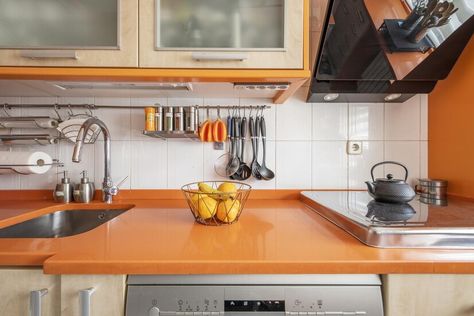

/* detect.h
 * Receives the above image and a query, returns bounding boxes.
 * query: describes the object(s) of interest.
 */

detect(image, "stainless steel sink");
[0,208,130,238]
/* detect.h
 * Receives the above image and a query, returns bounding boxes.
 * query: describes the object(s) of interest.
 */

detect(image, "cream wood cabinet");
[60,275,126,316]
[0,268,61,316]
[0,0,138,67]
[139,0,304,69]
[0,268,126,316]
[383,274,474,316]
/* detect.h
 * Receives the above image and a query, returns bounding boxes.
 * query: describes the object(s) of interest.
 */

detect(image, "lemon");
[216,199,241,223]
[197,196,218,219]
[198,182,218,194]
[217,182,237,200]
[190,193,207,215]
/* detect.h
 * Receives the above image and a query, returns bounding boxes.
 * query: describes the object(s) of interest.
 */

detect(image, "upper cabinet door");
[0,0,138,67]
[139,0,304,69]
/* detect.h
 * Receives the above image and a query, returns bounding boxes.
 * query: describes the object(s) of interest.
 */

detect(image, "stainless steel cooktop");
[301,191,474,249]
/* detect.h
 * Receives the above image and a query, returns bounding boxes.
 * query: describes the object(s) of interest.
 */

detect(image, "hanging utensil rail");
[0,134,59,146]
[2,103,270,110]
[0,159,64,175]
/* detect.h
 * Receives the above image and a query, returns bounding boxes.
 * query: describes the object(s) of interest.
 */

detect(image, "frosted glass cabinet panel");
[0,0,119,48]
[158,0,285,50]
[140,0,304,69]
[0,0,138,67]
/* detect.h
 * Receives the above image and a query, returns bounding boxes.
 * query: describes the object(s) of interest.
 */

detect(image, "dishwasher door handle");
[80,287,96,316]
[30,288,48,316]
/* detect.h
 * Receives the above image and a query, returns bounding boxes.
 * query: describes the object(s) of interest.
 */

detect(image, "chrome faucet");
[72,118,118,204]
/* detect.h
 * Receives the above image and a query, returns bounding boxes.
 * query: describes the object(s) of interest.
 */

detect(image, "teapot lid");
[375,174,406,184]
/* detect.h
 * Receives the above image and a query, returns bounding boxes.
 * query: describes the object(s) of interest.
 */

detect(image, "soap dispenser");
[53,171,74,203]
[73,170,96,203]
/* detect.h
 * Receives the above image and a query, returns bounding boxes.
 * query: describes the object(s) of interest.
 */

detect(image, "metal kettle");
[365,161,416,203]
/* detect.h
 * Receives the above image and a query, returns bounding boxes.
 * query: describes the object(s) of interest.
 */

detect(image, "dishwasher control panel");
[126,285,383,316]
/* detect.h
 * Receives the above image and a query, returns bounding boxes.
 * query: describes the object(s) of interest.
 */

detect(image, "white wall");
[0,91,428,190]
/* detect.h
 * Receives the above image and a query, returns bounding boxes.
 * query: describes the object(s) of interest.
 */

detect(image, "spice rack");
[142,105,268,141]
[142,130,199,140]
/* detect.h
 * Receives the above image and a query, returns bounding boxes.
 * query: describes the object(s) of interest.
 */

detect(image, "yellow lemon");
[190,193,207,215]
[197,196,218,219]
[216,199,241,223]
[198,182,218,194]
[217,182,237,200]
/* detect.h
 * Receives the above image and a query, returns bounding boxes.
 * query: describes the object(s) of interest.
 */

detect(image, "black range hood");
[308,0,474,103]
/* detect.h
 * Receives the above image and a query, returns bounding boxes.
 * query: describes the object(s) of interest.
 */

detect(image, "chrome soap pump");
[53,171,74,203]
[73,170,96,203]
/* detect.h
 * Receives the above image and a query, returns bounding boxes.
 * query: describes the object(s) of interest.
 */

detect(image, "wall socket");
[347,141,363,155]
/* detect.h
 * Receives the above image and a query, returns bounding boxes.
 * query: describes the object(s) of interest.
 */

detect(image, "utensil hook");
[2,103,11,117]
[67,104,74,118]
[85,104,94,117]
[53,103,63,122]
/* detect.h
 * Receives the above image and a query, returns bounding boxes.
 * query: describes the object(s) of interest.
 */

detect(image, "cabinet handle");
[30,288,48,316]
[80,287,96,316]
[20,50,78,60]
[191,52,248,62]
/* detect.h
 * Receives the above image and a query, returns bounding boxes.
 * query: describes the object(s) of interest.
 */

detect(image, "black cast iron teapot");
[366,161,416,203]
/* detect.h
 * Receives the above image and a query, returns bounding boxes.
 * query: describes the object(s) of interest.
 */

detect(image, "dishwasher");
[125,274,383,316]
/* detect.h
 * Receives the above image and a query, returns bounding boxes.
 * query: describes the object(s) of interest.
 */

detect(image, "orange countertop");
[0,197,473,275]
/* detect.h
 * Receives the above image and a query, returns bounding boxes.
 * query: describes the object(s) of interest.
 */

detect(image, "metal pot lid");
[375,174,405,184]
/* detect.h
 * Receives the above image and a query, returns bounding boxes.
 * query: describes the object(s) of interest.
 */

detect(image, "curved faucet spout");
[72,118,115,203]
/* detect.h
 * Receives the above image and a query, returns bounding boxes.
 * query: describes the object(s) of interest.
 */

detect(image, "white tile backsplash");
[0,147,19,189]
[312,141,347,189]
[0,93,428,190]
[313,103,348,140]
[94,98,132,141]
[420,141,428,179]
[276,90,312,141]
[420,94,428,141]
[276,141,312,189]
[349,103,384,140]
[384,95,421,141]
[131,140,167,189]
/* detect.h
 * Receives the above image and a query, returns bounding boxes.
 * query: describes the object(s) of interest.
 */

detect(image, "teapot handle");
[370,161,409,182]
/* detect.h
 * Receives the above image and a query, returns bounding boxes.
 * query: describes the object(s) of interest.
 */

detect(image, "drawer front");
[139,0,304,69]
[0,0,138,67]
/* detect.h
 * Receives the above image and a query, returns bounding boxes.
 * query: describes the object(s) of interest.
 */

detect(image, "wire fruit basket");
[181,181,252,225]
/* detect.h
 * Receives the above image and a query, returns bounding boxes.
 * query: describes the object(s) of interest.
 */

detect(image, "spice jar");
[144,107,156,131]
[184,106,196,132]
[155,106,163,131]
[174,107,184,132]
[163,107,174,132]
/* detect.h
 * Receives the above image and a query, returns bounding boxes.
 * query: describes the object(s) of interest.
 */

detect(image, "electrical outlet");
[347,141,363,155]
